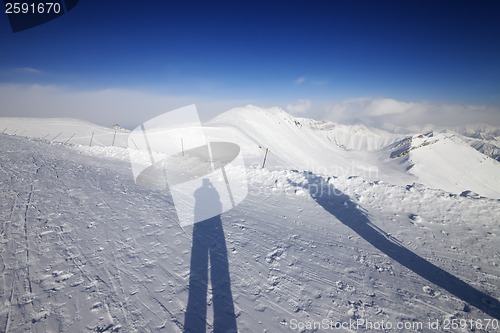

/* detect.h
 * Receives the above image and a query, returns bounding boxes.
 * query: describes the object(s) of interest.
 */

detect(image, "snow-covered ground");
[0,117,129,148]
[0,107,499,332]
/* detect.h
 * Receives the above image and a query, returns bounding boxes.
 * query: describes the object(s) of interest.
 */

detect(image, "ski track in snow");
[0,133,499,332]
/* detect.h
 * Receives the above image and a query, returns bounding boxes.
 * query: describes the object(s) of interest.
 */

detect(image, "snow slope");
[0,133,499,333]
[0,117,129,148]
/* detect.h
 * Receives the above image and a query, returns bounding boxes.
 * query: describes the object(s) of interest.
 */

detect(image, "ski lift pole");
[262,147,269,168]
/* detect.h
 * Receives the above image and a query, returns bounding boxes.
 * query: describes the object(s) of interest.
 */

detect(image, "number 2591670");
[5,2,61,14]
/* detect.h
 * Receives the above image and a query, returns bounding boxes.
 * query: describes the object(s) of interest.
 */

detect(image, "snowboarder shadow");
[184,179,238,333]
[290,172,499,319]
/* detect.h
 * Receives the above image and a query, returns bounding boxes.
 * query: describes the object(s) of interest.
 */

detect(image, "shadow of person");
[290,172,499,319]
[184,179,238,333]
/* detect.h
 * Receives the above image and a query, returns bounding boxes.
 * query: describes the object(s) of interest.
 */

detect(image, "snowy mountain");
[466,139,500,162]
[452,124,500,142]
[386,131,500,198]
[2,107,499,200]
[384,122,500,162]
[452,125,500,162]
[208,106,500,199]
[1,113,499,332]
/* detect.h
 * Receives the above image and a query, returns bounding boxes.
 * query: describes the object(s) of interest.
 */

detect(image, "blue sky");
[1,1,499,127]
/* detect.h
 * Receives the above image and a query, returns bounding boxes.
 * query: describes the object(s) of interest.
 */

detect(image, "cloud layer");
[325,98,500,129]
[0,84,248,128]
[1,84,498,130]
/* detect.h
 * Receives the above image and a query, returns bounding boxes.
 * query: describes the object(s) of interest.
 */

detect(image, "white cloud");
[293,77,305,85]
[325,98,500,128]
[311,79,329,86]
[0,84,248,128]
[286,99,312,114]
[14,67,42,74]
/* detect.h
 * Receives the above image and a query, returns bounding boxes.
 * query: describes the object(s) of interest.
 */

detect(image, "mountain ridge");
[1,105,499,198]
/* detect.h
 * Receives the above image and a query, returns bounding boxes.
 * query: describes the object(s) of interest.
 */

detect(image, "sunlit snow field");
[0,107,499,332]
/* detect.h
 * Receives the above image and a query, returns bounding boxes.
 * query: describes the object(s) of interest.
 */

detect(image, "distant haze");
[324,98,500,129]
[1,84,499,130]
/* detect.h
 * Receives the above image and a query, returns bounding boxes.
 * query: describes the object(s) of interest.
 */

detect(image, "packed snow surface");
[1,107,499,332]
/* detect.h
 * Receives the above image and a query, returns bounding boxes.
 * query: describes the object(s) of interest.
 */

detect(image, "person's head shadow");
[184,179,238,333]
[289,172,499,319]
[194,178,222,218]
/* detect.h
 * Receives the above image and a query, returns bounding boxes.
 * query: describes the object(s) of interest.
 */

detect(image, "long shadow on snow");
[290,172,499,319]
[184,179,238,333]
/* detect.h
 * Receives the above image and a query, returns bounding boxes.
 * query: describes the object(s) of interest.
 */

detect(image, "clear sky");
[1,1,499,128]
